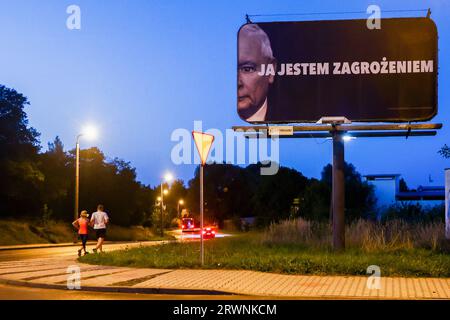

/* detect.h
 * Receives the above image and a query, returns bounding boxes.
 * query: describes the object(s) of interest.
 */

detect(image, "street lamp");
[160,172,173,237]
[342,135,356,142]
[74,125,98,222]
[178,199,184,218]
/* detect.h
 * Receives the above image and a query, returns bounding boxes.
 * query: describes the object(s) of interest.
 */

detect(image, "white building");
[364,174,445,216]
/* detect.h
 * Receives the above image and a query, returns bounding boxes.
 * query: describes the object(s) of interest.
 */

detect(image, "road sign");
[192,131,215,265]
[192,131,215,166]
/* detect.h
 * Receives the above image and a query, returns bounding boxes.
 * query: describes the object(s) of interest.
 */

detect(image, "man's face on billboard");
[238,27,275,120]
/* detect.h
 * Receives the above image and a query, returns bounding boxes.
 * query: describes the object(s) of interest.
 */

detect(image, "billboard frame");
[237,16,439,124]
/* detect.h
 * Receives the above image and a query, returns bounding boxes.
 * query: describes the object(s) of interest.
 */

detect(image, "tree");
[249,163,309,225]
[0,85,43,217]
[186,163,256,226]
[63,147,154,226]
[322,162,376,221]
[438,144,450,158]
[299,178,331,221]
[39,136,72,220]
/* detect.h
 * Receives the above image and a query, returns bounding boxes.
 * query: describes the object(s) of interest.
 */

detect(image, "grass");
[79,219,450,278]
[0,218,170,245]
[0,219,74,245]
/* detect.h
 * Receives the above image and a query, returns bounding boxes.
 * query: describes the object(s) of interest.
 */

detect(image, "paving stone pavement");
[0,257,448,299]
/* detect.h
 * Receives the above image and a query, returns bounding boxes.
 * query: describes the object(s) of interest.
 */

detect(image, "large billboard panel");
[237,18,438,123]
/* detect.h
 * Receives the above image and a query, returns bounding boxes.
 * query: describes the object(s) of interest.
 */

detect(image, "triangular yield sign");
[192,131,214,166]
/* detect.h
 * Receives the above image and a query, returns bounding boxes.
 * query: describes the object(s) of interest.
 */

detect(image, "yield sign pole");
[192,131,214,265]
[200,164,204,264]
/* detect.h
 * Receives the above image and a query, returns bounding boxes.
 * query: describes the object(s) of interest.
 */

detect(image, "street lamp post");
[74,125,97,222]
[160,185,165,237]
[73,125,97,243]
[177,199,184,218]
[160,173,173,237]
[74,134,82,222]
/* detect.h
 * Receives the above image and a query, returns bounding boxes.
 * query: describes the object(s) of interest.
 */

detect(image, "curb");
[0,241,167,252]
[0,243,96,251]
[0,278,233,296]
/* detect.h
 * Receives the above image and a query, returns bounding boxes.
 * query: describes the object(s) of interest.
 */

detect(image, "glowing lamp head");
[164,173,174,183]
[163,189,169,195]
[81,125,98,141]
[179,199,184,205]
[343,135,356,142]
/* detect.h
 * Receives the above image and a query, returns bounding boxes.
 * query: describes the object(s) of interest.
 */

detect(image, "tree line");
[1,85,378,227]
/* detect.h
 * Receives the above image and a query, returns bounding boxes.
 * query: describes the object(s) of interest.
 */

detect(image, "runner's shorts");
[95,228,106,239]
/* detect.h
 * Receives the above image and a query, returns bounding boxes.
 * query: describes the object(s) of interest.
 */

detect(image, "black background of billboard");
[240,18,437,123]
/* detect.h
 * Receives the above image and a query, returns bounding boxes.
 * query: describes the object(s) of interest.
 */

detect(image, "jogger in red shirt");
[72,210,90,256]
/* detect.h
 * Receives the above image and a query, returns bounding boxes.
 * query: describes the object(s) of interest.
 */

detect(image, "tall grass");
[261,218,447,252]
[0,219,167,245]
[81,220,450,277]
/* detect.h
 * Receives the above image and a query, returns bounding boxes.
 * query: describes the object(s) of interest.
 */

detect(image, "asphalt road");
[0,241,165,262]
[0,229,232,262]
[0,284,258,300]
[0,230,237,299]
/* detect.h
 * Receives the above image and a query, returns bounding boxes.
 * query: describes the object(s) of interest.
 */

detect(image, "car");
[201,227,216,239]
[181,218,195,232]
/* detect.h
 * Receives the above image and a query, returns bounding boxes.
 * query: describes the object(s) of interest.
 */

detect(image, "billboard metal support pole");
[233,123,443,251]
[200,165,204,265]
[332,129,345,251]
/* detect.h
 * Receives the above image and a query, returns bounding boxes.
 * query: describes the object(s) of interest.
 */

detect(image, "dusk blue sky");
[0,0,448,188]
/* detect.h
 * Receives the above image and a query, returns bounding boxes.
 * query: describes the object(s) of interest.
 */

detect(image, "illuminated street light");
[81,124,98,141]
[164,173,174,183]
[160,172,174,237]
[74,125,98,238]
[326,135,356,142]
[342,135,356,142]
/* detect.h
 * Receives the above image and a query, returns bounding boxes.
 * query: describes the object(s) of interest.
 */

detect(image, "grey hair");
[240,24,274,60]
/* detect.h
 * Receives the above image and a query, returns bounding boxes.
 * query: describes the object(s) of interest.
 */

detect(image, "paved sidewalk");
[0,240,174,251]
[0,257,448,299]
[0,242,99,251]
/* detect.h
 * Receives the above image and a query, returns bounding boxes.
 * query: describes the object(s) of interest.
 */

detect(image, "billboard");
[237,18,438,123]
